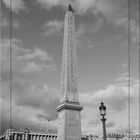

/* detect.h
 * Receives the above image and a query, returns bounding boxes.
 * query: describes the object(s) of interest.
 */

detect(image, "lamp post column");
[101,115,107,140]
[99,102,107,140]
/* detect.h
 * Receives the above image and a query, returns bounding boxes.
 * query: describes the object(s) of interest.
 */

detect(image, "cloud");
[75,17,104,50]
[18,48,52,61]
[1,38,56,74]
[37,0,139,44]
[72,0,97,14]
[1,38,58,133]
[79,73,139,134]
[1,16,9,28]
[36,114,51,121]
[36,0,127,17]
[75,23,89,49]
[2,0,26,13]
[79,72,139,134]
[1,75,59,132]
[1,38,58,132]
[130,19,139,43]
[17,48,56,72]
[122,63,128,68]
[0,98,57,133]
[80,85,128,111]
[75,23,93,49]
[0,12,20,30]
[80,73,139,111]
[43,20,63,36]
[114,17,139,43]
[22,61,55,72]
[36,0,66,10]
[12,20,21,29]
[36,0,97,14]
[106,1,139,44]
[106,121,116,128]
[88,119,100,127]
[14,83,59,120]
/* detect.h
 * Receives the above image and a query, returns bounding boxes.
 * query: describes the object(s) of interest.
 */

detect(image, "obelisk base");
[57,102,83,140]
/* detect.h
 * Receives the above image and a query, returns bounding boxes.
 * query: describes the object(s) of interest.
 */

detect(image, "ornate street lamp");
[99,102,107,140]
[25,129,29,140]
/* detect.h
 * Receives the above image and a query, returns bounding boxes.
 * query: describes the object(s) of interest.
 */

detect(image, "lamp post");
[25,129,29,140]
[99,102,107,140]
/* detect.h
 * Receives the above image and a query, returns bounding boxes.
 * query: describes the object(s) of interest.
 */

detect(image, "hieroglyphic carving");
[61,10,79,103]
[65,110,81,140]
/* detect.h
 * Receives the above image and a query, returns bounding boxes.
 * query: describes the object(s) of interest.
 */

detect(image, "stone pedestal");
[57,102,83,140]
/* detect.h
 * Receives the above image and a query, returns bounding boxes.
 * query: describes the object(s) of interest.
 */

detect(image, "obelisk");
[57,4,83,140]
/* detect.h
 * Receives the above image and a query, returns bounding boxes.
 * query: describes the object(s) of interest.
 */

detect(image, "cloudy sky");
[0,0,139,135]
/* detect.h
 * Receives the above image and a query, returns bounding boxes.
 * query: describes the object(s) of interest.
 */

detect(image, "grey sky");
[1,0,139,135]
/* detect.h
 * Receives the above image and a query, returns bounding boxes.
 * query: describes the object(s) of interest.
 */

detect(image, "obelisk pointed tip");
[68,4,73,12]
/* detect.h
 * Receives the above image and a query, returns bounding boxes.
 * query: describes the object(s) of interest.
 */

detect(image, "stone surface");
[57,5,83,140]
[57,104,82,140]
[65,109,81,140]
[61,9,78,103]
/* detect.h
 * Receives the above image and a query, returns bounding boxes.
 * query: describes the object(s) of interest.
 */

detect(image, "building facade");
[0,129,57,140]
[122,135,140,140]
[0,129,90,140]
